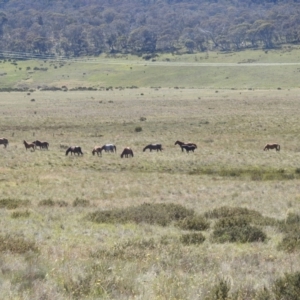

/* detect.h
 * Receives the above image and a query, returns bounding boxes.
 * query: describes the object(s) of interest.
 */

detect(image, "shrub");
[0,199,30,209]
[135,126,142,132]
[0,234,38,253]
[87,203,195,226]
[11,210,30,218]
[38,199,55,207]
[206,278,231,300]
[212,217,267,243]
[176,216,210,231]
[73,198,90,207]
[273,271,300,300]
[180,232,205,245]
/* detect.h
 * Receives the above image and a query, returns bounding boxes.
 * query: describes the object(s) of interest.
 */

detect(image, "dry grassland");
[0,88,300,299]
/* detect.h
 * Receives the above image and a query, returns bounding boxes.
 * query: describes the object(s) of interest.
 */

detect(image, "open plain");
[1,51,300,299]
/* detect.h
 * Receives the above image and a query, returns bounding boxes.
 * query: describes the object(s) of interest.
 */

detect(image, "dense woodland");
[1,0,300,57]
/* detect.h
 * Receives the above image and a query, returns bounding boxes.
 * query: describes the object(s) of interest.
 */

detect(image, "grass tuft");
[180,232,205,245]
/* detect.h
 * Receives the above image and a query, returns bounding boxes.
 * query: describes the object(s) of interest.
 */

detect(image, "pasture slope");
[0,51,300,299]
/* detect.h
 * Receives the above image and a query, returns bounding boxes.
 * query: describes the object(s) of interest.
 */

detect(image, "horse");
[180,144,197,153]
[0,138,8,148]
[264,143,280,151]
[92,146,102,156]
[143,144,163,152]
[121,147,134,158]
[33,140,49,150]
[175,140,197,152]
[101,144,117,153]
[23,140,35,151]
[66,146,83,156]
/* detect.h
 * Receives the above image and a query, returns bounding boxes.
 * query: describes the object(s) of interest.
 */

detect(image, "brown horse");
[264,143,280,151]
[92,146,102,156]
[143,144,163,152]
[0,138,8,148]
[33,140,49,150]
[121,147,134,158]
[175,140,197,152]
[24,140,35,151]
[66,146,83,156]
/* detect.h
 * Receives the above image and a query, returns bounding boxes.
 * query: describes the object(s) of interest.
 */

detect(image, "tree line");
[1,0,300,57]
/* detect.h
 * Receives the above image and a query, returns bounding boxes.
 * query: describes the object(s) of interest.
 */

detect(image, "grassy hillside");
[1,48,300,89]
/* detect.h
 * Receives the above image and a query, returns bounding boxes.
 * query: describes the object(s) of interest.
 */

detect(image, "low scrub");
[11,210,30,218]
[176,215,210,231]
[87,203,195,226]
[73,198,90,207]
[180,232,205,245]
[277,213,300,252]
[211,217,267,243]
[0,198,30,209]
[273,271,300,300]
[205,206,277,226]
[0,234,38,253]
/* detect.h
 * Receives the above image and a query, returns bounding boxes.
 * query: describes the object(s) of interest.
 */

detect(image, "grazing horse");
[121,147,134,158]
[175,140,197,152]
[143,144,163,152]
[0,138,8,148]
[66,146,83,156]
[101,144,117,153]
[23,140,35,151]
[264,143,280,151]
[33,140,49,150]
[92,146,102,156]
[180,144,197,153]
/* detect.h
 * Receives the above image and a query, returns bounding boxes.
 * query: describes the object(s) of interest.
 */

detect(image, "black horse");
[180,144,196,153]
[66,146,83,156]
[143,144,163,152]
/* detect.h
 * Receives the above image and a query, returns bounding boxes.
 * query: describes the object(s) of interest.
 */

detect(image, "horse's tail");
[277,144,280,151]
[92,149,95,155]
[114,145,117,152]
[131,150,134,157]
[121,153,123,158]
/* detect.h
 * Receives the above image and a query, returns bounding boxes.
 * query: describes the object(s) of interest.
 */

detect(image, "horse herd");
[0,138,281,157]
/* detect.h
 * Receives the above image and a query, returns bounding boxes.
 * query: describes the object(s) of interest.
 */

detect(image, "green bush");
[11,210,30,218]
[87,203,195,226]
[177,215,210,231]
[180,232,205,245]
[73,198,90,207]
[135,126,142,132]
[212,217,267,243]
[0,234,38,253]
[0,199,30,209]
[273,271,300,300]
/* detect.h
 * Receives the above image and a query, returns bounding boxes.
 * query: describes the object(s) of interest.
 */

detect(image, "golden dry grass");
[0,88,300,299]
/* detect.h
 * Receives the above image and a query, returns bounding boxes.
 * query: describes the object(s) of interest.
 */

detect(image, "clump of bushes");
[87,203,195,226]
[180,232,205,245]
[11,210,30,218]
[211,216,267,243]
[205,206,277,226]
[272,271,300,299]
[0,199,30,209]
[73,198,90,207]
[176,215,210,231]
[0,234,38,253]
[277,213,300,252]
[38,199,55,207]
[135,126,142,132]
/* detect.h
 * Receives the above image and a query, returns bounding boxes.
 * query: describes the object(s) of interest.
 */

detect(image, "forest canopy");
[0,0,300,57]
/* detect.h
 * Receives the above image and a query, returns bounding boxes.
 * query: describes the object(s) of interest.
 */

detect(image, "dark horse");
[175,140,197,152]
[180,144,197,153]
[33,140,49,150]
[121,147,134,158]
[66,146,83,156]
[143,144,163,152]
[92,146,102,156]
[0,138,8,148]
[24,140,35,151]
[101,144,117,153]
[264,143,280,151]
